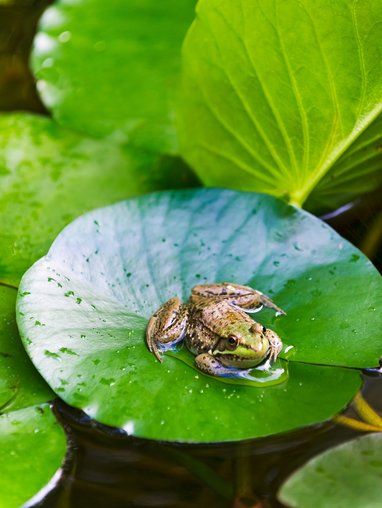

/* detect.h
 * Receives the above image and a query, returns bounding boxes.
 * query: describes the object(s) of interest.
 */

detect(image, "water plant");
[0,0,381,506]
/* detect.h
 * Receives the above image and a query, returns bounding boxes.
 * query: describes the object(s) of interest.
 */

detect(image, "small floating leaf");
[278,433,382,508]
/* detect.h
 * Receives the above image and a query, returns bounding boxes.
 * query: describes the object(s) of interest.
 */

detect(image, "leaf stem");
[166,448,233,500]
[288,199,302,208]
[353,393,382,429]
[360,211,382,260]
[289,104,382,206]
[233,444,265,507]
[333,415,382,433]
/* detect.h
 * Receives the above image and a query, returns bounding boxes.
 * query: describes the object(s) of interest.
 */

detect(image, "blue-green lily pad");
[17,189,381,442]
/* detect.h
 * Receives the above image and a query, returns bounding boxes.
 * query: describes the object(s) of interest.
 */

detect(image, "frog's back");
[196,300,253,334]
[185,300,252,355]
[185,302,219,355]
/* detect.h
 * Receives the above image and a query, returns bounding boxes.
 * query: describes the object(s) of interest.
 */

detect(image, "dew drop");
[58,31,72,43]
[42,57,54,68]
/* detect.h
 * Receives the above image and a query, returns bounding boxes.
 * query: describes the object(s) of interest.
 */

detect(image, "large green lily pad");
[279,433,382,508]
[31,0,196,152]
[0,113,196,287]
[178,0,382,211]
[17,189,380,442]
[0,286,66,507]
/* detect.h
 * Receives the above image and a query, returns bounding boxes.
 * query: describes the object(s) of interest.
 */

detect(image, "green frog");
[146,283,285,378]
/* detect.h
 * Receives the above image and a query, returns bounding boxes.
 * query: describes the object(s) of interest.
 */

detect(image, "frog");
[146,282,285,378]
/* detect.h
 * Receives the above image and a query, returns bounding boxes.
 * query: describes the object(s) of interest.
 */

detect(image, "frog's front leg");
[195,353,242,378]
[191,282,285,315]
[146,297,188,362]
[265,329,283,361]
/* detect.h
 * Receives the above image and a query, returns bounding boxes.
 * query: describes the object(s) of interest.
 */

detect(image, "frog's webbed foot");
[195,353,241,378]
[265,329,283,362]
[146,297,188,362]
[191,282,286,316]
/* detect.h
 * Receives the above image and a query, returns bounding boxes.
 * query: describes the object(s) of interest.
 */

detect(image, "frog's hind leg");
[146,297,188,362]
[247,291,286,316]
[195,353,241,378]
[191,282,285,315]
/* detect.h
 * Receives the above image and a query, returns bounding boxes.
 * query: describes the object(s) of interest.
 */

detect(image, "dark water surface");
[1,2,381,507]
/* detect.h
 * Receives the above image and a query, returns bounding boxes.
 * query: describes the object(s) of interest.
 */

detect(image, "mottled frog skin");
[146,283,285,378]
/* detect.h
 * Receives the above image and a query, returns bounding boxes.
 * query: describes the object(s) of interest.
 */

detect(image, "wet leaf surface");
[17,189,381,442]
[0,113,196,286]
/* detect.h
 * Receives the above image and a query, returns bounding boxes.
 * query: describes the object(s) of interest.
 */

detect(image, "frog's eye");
[262,326,267,334]
[227,336,238,350]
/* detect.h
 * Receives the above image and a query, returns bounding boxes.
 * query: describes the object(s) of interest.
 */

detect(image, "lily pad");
[0,286,51,412]
[16,189,380,442]
[278,433,382,508]
[31,0,196,152]
[0,405,66,508]
[178,0,382,211]
[0,113,196,287]
[0,286,66,507]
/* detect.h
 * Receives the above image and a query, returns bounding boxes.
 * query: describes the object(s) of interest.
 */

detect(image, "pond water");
[1,2,381,507]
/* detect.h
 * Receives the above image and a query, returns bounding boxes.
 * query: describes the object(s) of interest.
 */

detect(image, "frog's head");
[213,321,273,368]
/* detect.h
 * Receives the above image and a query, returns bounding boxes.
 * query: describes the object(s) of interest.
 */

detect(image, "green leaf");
[0,113,196,286]
[0,286,51,411]
[0,286,66,508]
[178,0,382,211]
[278,433,382,508]
[31,0,196,152]
[305,114,382,212]
[0,405,66,508]
[17,189,381,442]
